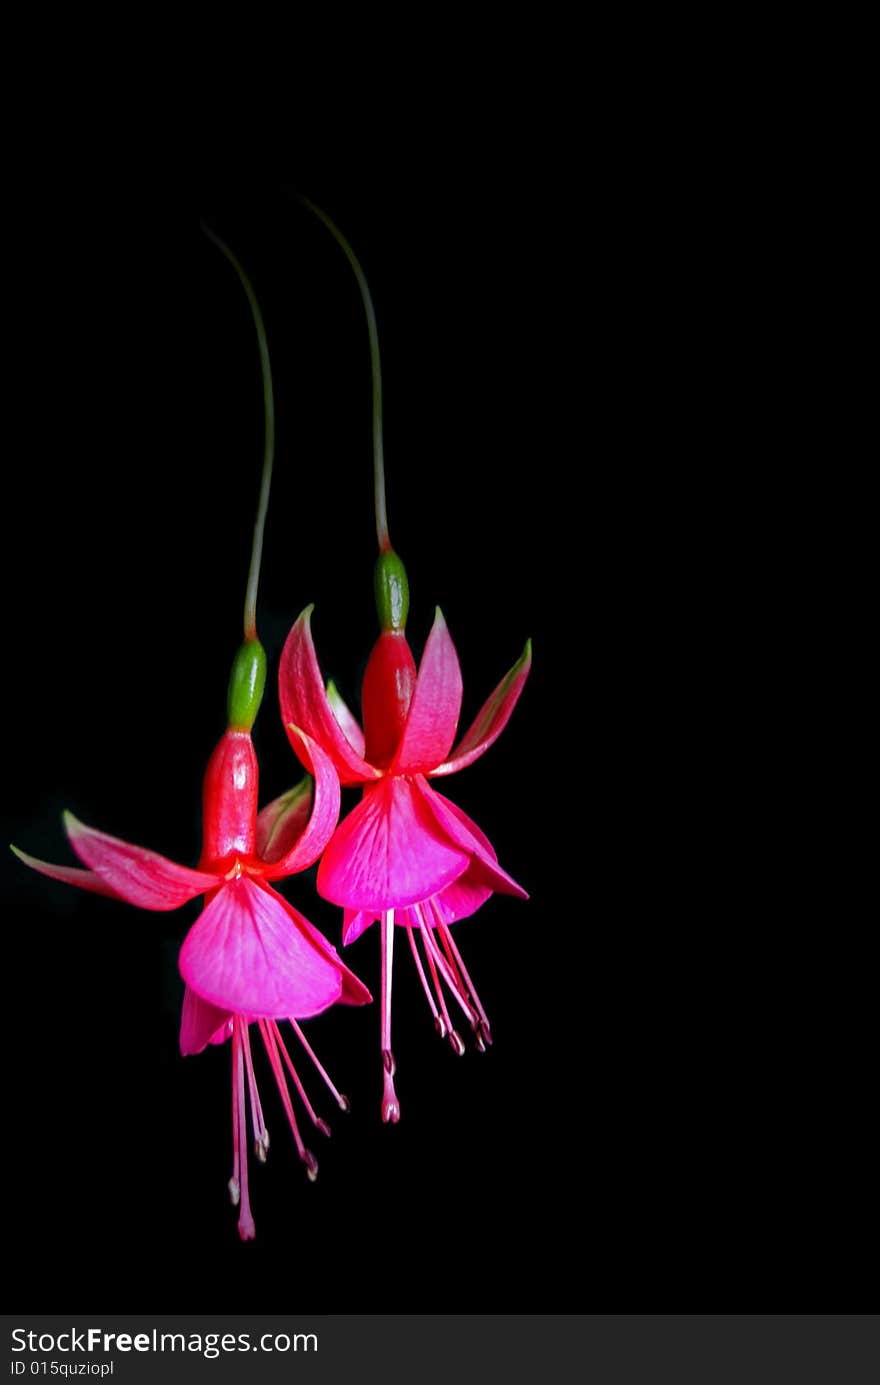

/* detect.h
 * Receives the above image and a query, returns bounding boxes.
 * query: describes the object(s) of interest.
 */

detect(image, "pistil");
[232,1018,256,1240]
[381,911,400,1122]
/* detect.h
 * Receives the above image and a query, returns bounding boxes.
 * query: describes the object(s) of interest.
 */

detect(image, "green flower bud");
[374,549,409,632]
[227,638,267,731]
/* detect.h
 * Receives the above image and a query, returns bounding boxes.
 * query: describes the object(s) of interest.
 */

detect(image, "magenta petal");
[418,779,529,899]
[285,898,372,1005]
[256,777,312,864]
[279,606,380,786]
[394,803,499,927]
[179,986,232,1055]
[179,877,344,1018]
[431,639,532,777]
[342,908,374,945]
[391,608,463,775]
[261,730,341,878]
[342,848,492,942]
[429,867,494,925]
[317,776,469,911]
[11,845,122,898]
[339,794,498,939]
[63,812,218,910]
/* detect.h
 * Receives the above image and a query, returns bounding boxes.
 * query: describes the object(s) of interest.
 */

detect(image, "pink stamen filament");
[420,918,478,1033]
[417,914,458,1042]
[380,911,400,1122]
[288,1017,350,1112]
[232,1019,256,1240]
[258,1019,317,1179]
[269,1021,330,1138]
[406,922,445,1036]
[436,933,485,1050]
[438,920,492,1042]
[239,1019,270,1159]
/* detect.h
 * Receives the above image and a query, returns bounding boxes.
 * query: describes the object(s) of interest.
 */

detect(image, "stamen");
[406,923,445,1036]
[417,912,457,1044]
[240,1019,270,1160]
[288,1017,350,1112]
[420,917,477,1047]
[258,1019,317,1179]
[270,1021,331,1138]
[438,921,493,1045]
[380,911,400,1122]
[232,1019,256,1240]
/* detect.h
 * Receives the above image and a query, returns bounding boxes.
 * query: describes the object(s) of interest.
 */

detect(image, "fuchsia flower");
[284,197,532,1120]
[12,224,371,1239]
[279,593,530,1120]
[14,714,370,1238]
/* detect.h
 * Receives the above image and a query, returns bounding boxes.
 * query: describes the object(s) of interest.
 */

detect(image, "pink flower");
[13,722,370,1238]
[279,600,531,1121]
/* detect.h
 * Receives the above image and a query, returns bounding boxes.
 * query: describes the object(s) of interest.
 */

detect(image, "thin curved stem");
[299,196,390,553]
[202,223,276,639]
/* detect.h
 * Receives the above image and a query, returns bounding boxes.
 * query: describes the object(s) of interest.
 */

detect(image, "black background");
[1,156,870,1310]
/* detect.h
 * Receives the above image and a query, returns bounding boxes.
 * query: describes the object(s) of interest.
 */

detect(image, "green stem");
[202,223,276,639]
[299,196,390,553]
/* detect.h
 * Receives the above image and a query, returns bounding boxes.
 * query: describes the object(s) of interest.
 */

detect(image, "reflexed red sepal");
[279,606,381,785]
[63,812,218,910]
[431,639,531,777]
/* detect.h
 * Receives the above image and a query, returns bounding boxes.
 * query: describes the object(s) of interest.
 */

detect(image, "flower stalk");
[299,196,390,554]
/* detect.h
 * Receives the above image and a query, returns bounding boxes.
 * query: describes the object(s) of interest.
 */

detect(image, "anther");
[228,1177,240,1207]
[448,1030,466,1057]
[337,1094,351,1113]
[434,1015,448,1039]
[302,1150,319,1181]
[479,1019,493,1047]
[315,1118,331,1138]
[254,1130,270,1163]
[474,1032,487,1053]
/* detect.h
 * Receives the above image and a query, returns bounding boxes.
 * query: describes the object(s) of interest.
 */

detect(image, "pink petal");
[431,639,532,777]
[10,845,122,898]
[342,908,372,945]
[256,777,313,863]
[179,986,232,1055]
[178,876,344,1018]
[279,606,380,786]
[428,867,494,925]
[342,903,432,944]
[424,795,497,923]
[260,729,341,879]
[326,679,366,757]
[418,779,529,899]
[317,776,470,912]
[283,898,372,1005]
[391,608,463,775]
[340,813,494,945]
[63,812,219,910]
